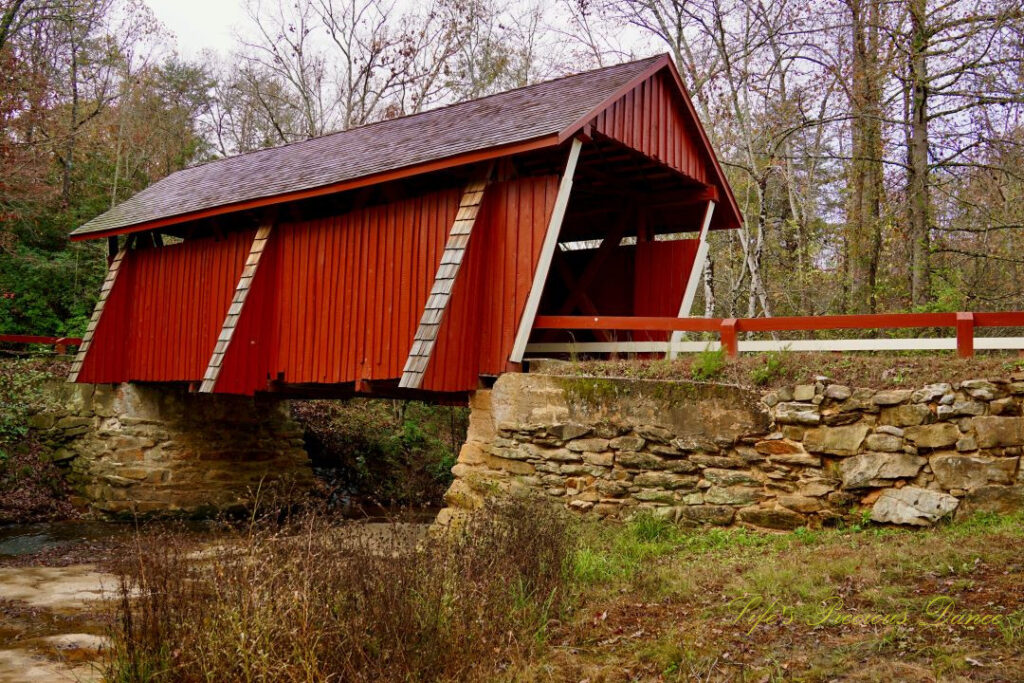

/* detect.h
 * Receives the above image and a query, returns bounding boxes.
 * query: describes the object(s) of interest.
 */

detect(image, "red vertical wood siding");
[74,258,133,384]
[268,188,460,386]
[75,230,254,384]
[213,230,282,394]
[422,175,559,391]
[208,188,461,392]
[593,71,709,184]
[633,239,698,341]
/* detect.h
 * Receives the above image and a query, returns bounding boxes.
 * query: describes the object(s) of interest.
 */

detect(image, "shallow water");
[0,519,218,558]
[0,505,438,559]
[0,521,133,558]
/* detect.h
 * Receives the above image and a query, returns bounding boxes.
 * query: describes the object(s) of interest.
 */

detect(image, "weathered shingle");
[72,56,664,238]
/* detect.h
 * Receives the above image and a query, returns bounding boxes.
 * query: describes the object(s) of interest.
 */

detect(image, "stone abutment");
[31,382,312,517]
[436,372,1024,529]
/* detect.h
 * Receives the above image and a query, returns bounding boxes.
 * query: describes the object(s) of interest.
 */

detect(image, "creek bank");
[438,372,1024,529]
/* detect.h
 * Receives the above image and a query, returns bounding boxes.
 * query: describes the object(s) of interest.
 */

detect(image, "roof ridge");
[180,54,666,173]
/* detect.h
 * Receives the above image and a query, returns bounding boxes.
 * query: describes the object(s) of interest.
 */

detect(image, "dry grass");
[105,505,1024,682]
[105,500,574,682]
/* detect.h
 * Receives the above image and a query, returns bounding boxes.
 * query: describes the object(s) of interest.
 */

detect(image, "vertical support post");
[668,200,716,359]
[720,318,738,358]
[509,138,583,363]
[956,312,974,358]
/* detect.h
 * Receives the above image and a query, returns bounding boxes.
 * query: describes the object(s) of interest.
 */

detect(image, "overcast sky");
[145,0,244,57]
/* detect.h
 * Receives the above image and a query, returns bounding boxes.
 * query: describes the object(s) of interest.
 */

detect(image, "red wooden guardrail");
[0,335,82,355]
[532,311,1024,359]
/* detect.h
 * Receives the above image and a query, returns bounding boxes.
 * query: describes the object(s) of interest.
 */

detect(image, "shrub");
[749,349,789,386]
[106,499,575,681]
[690,347,726,381]
[0,358,75,523]
[292,398,468,506]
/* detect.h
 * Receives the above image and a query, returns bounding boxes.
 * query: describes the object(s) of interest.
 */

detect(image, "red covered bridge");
[68,54,740,399]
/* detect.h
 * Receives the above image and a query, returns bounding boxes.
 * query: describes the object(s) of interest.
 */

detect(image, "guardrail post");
[956,312,974,358]
[720,318,738,357]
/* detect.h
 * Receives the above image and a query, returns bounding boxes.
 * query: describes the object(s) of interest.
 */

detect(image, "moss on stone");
[553,374,751,411]
[555,376,623,407]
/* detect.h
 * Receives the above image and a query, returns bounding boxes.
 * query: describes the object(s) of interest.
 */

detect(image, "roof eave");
[557,53,743,229]
[659,58,744,228]
[555,54,671,146]
[70,133,562,242]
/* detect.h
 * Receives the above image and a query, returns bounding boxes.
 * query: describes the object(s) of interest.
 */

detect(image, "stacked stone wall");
[30,382,312,517]
[437,373,1024,529]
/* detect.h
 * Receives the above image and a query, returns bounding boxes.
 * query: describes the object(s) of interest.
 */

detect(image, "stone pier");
[31,383,313,517]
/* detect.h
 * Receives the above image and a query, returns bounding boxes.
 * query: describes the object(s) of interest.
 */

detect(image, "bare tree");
[892,0,1024,306]
[239,0,331,139]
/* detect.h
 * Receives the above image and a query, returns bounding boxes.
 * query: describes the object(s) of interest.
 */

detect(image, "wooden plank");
[534,315,721,333]
[720,318,738,357]
[199,222,274,392]
[957,312,975,358]
[526,337,1024,355]
[534,312,977,334]
[974,311,1024,327]
[0,335,83,346]
[509,138,583,362]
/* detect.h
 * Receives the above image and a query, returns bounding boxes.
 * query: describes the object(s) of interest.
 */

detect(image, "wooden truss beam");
[509,138,583,363]
[669,199,715,357]
[551,252,613,343]
[399,167,493,389]
[557,209,631,315]
[199,223,274,393]
[68,249,128,383]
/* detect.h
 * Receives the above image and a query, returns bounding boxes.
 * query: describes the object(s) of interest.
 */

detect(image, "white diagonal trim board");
[68,249,128,383]
[399,173,491,389]
[199,223,273,393]
[668,199,715,359]
[508,138,583,363]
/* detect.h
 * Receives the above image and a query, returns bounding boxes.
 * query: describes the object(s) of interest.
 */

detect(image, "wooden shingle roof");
[72,54,739,239]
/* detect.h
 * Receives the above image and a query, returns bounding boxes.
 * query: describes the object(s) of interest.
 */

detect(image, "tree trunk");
[845,0,884,313]
[907,0,932,307]
[0,0,28,52]
[703,250,716,317]
[746,177,772,318]
[62,35,79,207]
